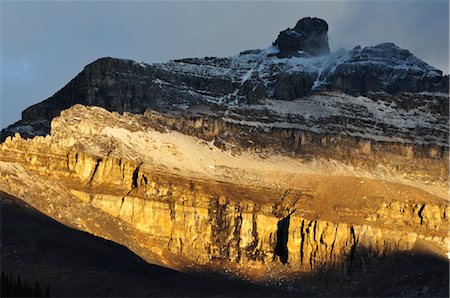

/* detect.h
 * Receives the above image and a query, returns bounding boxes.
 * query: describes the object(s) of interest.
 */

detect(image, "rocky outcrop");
[0,16,448,292]
[0,105,448,282]
[2,18,447,140]
[138,106,448,187]
[0,133,448,279]
[274,17,330,57]
[319,43,449,95]
[27,103,445,191]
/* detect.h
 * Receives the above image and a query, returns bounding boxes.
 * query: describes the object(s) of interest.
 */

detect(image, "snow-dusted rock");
[273,17,330,57]
[1,17,448,143]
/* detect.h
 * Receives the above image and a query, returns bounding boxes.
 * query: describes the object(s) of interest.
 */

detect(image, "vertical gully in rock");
[348,226,359,275]
[89,158,102,185]
[132,163,142,188]
[275,215,291,264]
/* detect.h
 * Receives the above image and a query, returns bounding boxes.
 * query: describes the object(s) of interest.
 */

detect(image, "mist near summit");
[1,1,448,129]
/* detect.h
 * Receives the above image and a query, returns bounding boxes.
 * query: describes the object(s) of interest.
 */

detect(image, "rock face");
[0,105,448,286]
[0,16,449,294]
[321,43,448,95]
[1,17,448,140]
[274,17,330,57]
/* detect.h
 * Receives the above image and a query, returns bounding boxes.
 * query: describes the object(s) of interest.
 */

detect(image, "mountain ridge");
[0,17,448,295]
[1,17,448,140]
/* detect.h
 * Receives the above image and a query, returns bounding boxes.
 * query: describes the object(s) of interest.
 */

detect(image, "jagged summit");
[274,17,330,57]
[1,17,448,140]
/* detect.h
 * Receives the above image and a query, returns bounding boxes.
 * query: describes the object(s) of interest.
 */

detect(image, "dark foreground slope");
[1,191,448,297]
[0,192,292,297]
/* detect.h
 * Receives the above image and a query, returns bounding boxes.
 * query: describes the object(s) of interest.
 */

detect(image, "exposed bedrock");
[139,109,449,187]
[2,18,448,140]
[16,57,236,126]
[0,132,448,280]
[274,17,330,57]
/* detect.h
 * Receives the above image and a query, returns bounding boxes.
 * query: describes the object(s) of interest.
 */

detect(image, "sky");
[1,0,449,129]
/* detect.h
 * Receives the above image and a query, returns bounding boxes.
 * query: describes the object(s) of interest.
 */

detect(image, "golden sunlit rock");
[0,104,448,283]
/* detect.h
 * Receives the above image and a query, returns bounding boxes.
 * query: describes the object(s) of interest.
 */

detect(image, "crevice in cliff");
[233,205,243,262]
[275,215,290,265]
[141,175,148,185]
[418,204,426,225]
[66,152,71,169]
[117,187,134,218]
[132,164,141,188]
[118,197,125,218]
[300,219,305,266]
[329,225,338,258]
[89,158,102,185]
[348,226,359,275]
[310,221,317,270]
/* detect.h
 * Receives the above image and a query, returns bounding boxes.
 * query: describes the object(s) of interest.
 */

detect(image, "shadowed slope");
[0,192,293,297]
[2,192,448,297]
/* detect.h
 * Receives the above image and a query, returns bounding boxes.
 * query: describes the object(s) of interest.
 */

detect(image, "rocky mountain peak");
[274,17,330,57]
[1,14,448,297]
[1,16,448,141]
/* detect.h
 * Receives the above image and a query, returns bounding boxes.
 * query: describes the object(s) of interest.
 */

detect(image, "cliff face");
[2,18,448,140]
[0,105,448,282]
[0,16,448,292]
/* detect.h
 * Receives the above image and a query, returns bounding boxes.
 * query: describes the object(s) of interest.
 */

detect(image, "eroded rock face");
[274,17,330,57]
[321,43,448,95]
[0,16,449,289]
[0,139,448,280]
[2,17,447,140]
[0,105,448,282]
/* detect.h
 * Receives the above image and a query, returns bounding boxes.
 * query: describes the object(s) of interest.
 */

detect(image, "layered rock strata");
[0,105,448,281]
[2,18,448,140]
[1,16,448,287]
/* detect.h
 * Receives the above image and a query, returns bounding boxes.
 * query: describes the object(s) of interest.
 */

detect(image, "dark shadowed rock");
[274,17,330,57]
[320,43,447,95]
[1,17,448,140]
[1,193,294,297]
[273,73,316,100]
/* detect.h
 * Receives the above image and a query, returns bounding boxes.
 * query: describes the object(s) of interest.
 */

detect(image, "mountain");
[0,17,448,296]
[1,17,448,140]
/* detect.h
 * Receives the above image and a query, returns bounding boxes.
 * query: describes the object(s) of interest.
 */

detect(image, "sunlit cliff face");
[0,18,448,294]
[0,102,448,281]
